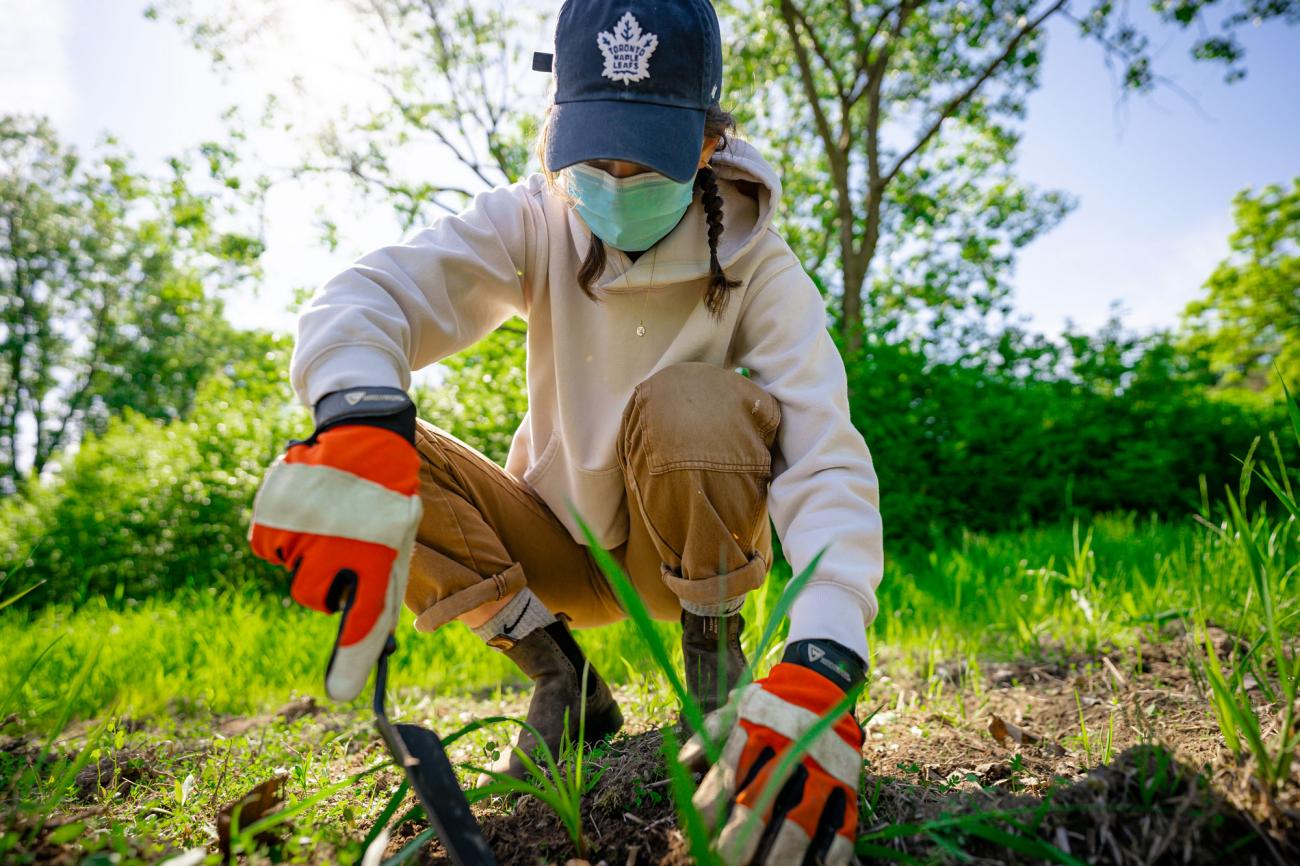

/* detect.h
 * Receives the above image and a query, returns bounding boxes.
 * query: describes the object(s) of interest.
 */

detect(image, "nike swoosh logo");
[503,598,531,635]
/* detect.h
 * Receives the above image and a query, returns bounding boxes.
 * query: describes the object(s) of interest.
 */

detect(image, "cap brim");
[546,100,705,184]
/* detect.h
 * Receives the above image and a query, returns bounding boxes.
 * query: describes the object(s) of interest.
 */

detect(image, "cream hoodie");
[290,138,883,661]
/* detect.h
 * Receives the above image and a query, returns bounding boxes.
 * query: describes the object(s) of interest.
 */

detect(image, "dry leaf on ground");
[217,776,285,859]
[989,714,1041,746]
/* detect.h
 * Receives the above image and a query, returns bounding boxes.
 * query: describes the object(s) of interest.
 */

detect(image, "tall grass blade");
[853,842,923,863]
[441,713,521,748]
[0,579,46,612]
[856,805,1094,856]
[460,713,590,851]
[661,728,720,866]
[1267,431,1295,501]
[0,635,62,720]
[1199,624,1243,756]
[1278,371,1300,449]
[40,644,103,753]
[962,818,1087,866]
[362,780,409,850]
[732,549,827,697]
[1253,464,1300,523]
[569,508,713,749]
[31,713,112,832]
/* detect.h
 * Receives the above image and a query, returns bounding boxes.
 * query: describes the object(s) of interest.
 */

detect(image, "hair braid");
[695,164,741,318]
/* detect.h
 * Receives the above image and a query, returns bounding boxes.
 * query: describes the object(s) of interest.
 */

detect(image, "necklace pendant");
[636,322,646,337]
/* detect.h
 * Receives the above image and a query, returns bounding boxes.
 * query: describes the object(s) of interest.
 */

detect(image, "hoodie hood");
[564,136,782,290]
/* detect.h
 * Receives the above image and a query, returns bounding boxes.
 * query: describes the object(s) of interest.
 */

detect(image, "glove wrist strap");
[782,638,867,694]
[314,386,416,443]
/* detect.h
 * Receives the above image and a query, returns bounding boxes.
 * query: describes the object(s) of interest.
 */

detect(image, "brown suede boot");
[477,617,623,786]
[681,610,748,719]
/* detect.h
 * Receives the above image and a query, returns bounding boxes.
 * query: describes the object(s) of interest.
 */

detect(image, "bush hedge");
[2,329,1293,605]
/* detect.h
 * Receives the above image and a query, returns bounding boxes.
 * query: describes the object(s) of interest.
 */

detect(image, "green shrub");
[843,336,1293,544]
[0,351,304,604]
[413,323,528,465]
[4,317,1292,607]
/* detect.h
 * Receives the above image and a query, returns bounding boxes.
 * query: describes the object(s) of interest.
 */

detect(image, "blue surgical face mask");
[563,162,695,252]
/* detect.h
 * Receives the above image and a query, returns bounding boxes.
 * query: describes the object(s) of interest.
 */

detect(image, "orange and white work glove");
[681,639,866,866]
[249,386,422,702]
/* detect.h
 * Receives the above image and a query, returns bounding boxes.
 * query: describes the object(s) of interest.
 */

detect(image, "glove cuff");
[314,386,416,444]
[782,638,867,694]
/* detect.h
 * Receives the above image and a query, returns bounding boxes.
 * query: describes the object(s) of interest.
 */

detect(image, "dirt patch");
[215,691,325,736]
[392,728,682,866]
[400,637,1298,865]
[73,748,153,800]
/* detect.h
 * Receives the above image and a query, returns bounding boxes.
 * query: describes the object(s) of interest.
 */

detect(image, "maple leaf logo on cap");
[597,12,658,85]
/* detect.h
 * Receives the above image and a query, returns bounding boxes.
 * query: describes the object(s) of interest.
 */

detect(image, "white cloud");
[0,0,73,123]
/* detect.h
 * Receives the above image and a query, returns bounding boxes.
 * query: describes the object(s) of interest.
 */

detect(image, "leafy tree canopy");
[0,115,265,493]
[719,0,1298,350]
[1183,178,1300,395]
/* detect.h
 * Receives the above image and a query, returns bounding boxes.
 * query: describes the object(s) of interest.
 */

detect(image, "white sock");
[471,587,556,643]
[681,596,746,617]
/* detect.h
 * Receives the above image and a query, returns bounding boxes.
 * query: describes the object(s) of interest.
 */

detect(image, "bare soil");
[404,631,1299,865]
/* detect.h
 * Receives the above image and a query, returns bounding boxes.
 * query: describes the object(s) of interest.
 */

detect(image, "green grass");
[1191,397,1300,795]
[0,511,1284,734]
[0,591,671,732]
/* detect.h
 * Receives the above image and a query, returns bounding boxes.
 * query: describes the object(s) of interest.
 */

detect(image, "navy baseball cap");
[534,0,724,184]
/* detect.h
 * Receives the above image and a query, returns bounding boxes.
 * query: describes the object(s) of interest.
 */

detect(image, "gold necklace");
[624,247,657,338]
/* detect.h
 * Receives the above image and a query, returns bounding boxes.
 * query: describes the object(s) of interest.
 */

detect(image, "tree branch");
[857,0,901,76]
[882,0,1068,186]
[39,281,112,474]
[786,0,850,104]
[777,0,847,183]
[287,162,471,216]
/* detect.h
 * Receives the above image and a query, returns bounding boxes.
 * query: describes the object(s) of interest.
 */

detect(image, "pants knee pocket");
[624,362,780,475]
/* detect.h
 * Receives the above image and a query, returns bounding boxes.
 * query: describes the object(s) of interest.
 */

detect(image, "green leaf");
[962,819,1087,866]
[45,821,85,845]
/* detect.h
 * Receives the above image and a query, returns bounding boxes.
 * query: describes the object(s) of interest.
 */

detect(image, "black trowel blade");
[381,721,496,866]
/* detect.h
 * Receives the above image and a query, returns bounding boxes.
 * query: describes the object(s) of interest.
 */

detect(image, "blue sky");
[1013,14,1299,334]
[2,0,1296,337]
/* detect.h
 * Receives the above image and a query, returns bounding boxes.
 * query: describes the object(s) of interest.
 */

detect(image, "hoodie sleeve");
[290,178,543,407]
[731,236,884,664]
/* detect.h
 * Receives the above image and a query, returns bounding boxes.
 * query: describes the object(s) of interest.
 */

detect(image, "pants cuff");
[411,562,527,633]
[680,596,746,617]
[660,550,767,610]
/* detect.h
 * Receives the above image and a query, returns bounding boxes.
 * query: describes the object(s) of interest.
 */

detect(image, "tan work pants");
[403,362,782,632]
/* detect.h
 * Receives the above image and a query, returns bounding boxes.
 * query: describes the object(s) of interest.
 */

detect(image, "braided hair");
[694,161,742,317]
[535,102,743,319]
